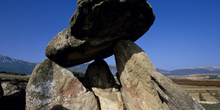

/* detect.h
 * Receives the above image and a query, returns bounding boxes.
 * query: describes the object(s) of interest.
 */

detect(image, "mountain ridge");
[0,54,37,74]
[0,54,220,76]
[166,66,220,76]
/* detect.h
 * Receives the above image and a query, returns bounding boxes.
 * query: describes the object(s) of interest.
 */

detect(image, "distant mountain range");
[71,64,220,76]
[159,67,220,76]
[0,55,37,74]
[69,63,117,75]
[0,54,220,76]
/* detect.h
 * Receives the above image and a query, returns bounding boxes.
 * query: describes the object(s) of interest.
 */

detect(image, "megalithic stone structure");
[26,0,205,110]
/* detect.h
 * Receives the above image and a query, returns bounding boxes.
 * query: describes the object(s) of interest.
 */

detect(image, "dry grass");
[171,79,220,105]
[0,73,30,88]
[0,73,30,81]
[171,79,220,87]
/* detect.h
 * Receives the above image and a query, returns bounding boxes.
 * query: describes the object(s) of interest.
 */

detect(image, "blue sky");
[0,0,220,70]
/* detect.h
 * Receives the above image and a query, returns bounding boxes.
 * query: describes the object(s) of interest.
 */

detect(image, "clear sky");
[1,0,220,70]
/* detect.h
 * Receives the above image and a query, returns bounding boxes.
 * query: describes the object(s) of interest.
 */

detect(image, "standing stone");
[114,40,205,110]
[26,59,99,110]
[84,59,124,110]
[84,59,116,89]
[114,40,163,110]
[46,0,155,67]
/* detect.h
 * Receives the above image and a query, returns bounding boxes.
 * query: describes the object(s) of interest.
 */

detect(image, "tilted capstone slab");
[46,0,155,67]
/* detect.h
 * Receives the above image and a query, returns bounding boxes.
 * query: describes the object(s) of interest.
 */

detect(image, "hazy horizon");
[1,0,220,70]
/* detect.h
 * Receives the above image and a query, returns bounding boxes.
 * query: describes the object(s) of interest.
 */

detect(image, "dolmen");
[26,0,205,110]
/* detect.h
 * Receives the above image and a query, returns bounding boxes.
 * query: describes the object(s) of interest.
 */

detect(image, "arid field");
[179,85,220,104]
[171,76,220,110]
[171,79,220,87]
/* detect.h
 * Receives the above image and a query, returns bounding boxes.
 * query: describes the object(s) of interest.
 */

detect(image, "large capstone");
[46,0,155,67]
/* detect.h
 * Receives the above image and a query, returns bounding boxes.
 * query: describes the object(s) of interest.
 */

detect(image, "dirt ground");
[0,73,30,81]
[0,73,30,88]
[178,84,220,104]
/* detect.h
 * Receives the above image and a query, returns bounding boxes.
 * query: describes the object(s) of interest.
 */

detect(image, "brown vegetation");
[171,79,220,87]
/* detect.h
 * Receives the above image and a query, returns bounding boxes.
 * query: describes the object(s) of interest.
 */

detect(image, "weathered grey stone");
[0,79,3,98]
[114,40,205,110]
[1,82,20,96]
[70,0,155,44]
[84,59,116,89]
[84,59,124,110]
[62,91,99,110]
[26,59,99,110]
[0,81,26,110]
[46,0,155,67]
[114,40,163,110]
[92,88,124,110]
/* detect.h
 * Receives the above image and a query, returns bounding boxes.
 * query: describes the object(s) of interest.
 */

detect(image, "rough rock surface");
[84,59,124,110]
[92,88,124,110]
[114,40,205,110]
[26,59,99,110]
[1,82,21,96]
[84,59,116,89]
[0,81,26,110]
[46,0,155,67]
[0,80,3,98]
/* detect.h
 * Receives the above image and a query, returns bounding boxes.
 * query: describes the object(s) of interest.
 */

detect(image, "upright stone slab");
[114,40,164,110]
[26,59,99,110]
[85,59,124,110]
[114,40,205,110]
[46,0,155,67]
[84,59,116,89]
